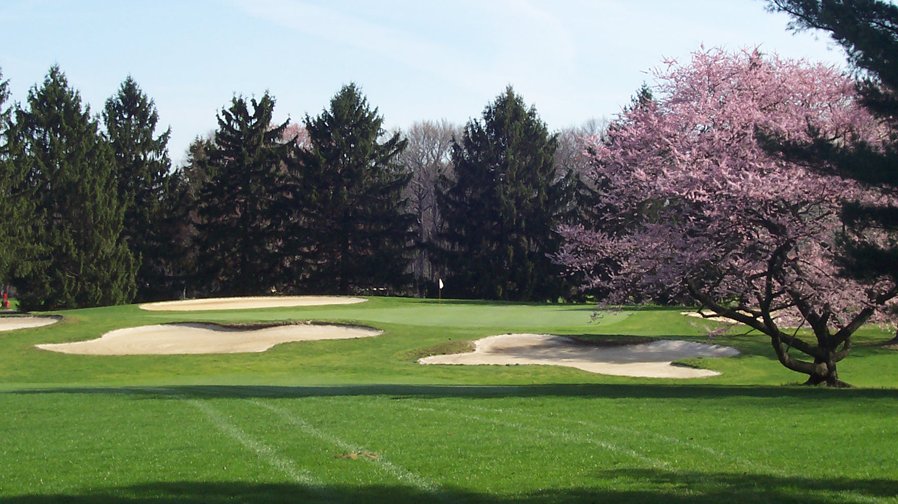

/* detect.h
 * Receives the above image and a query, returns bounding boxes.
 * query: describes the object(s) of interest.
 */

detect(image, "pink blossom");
[557,48,896,384]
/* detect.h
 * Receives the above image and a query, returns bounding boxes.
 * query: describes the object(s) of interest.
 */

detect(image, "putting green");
[139,296,367,311]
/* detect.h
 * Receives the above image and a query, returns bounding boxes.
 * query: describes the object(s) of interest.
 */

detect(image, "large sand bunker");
[419,334,739,379]
[0,316,59,332]
[36,322,382,355]
[139,296,367,312]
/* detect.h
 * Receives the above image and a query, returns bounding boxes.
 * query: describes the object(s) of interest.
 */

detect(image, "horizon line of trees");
[0,65,598,310]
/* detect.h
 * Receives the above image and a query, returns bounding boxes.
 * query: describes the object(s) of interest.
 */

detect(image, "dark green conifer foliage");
[196,93,288,295]
[292,83,413,294]
[151,167,193,299]
[170,136,215,296]
[12,66,135,309]
[182,136,217,198]
[0,71,41,293]
[104,76,177,300]
[766,1,898,326]
[0,69,27,285]
[438,87,573,301]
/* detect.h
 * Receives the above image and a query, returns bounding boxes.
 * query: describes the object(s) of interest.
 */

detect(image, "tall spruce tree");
[11,66,135,309]
[182,136,217,198]
[169,136,215,297]
[0,69,21,285]
[438,87,574,301]
[290,83,413,294]
[0,70,38,294]
[195,93,289,295]
[766,0,898,341]
[104,76,176,300]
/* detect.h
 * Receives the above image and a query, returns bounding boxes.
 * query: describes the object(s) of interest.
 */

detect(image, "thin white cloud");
[235,0,497,93]
[234,0,581,104]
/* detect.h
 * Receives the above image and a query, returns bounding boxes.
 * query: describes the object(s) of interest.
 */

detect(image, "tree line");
[0,69,594,310]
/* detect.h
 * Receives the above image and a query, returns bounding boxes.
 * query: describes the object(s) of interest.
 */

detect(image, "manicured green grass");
[1,296,897,502]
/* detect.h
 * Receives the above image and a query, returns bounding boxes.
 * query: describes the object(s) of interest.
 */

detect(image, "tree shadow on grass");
[10,382,898,401]
[589,468,898,503]
[3,469,896,503]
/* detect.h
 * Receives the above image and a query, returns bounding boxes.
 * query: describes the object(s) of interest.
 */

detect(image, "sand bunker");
[139,296,367,312]
[36,322,382,355]
[419,334,739,379]
[682,310,779,324]
[682,311,736,323]
[0,316,59,332]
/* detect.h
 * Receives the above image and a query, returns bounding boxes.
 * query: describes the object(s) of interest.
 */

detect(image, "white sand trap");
[139,296,367,312]
[36,322,382,355]
[682,310,779,324]
[682,311,736,323]
[0,316,59,331]
[419,334,739,379]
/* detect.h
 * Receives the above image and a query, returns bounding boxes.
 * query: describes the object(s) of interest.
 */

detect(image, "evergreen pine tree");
[0,69,23,285]
[290,83,413,295]
[167,136,216,298]
[438,87,574,301]
[195,93,289,295]
[11,66,135,309]
[766,0,898,340]
[182,136,217,198]
[103,76,176,300]
[0,70,39,295]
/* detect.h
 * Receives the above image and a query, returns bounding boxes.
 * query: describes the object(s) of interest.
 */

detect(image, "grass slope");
[1,296,897,503]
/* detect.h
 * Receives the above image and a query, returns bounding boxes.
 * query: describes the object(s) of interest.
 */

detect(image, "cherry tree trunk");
[804,357,849,388]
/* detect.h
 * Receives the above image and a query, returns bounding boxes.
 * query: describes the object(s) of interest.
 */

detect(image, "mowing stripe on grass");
[461,403,778,476]
[249,400,446,499]
[402,403,668,469]
[576,418,778,474]
[453,405,885,504]
[188,400,322,489]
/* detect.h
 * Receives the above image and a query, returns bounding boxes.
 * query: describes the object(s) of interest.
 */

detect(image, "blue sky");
[1,0,848,164]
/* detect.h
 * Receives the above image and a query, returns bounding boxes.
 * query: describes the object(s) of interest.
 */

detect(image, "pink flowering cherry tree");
[557,48,897,386]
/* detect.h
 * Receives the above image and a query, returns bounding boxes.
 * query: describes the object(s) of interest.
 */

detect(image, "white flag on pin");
[438,278,444,289]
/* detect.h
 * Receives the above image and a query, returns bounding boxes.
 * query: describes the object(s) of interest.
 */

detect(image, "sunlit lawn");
[1,297,896,503]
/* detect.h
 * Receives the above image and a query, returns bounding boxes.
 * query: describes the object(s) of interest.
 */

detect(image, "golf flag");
[438,278,444,289]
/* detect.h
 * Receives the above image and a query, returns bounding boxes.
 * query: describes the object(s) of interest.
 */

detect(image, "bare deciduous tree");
[398,119,459,296]
[553,118,607,182]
